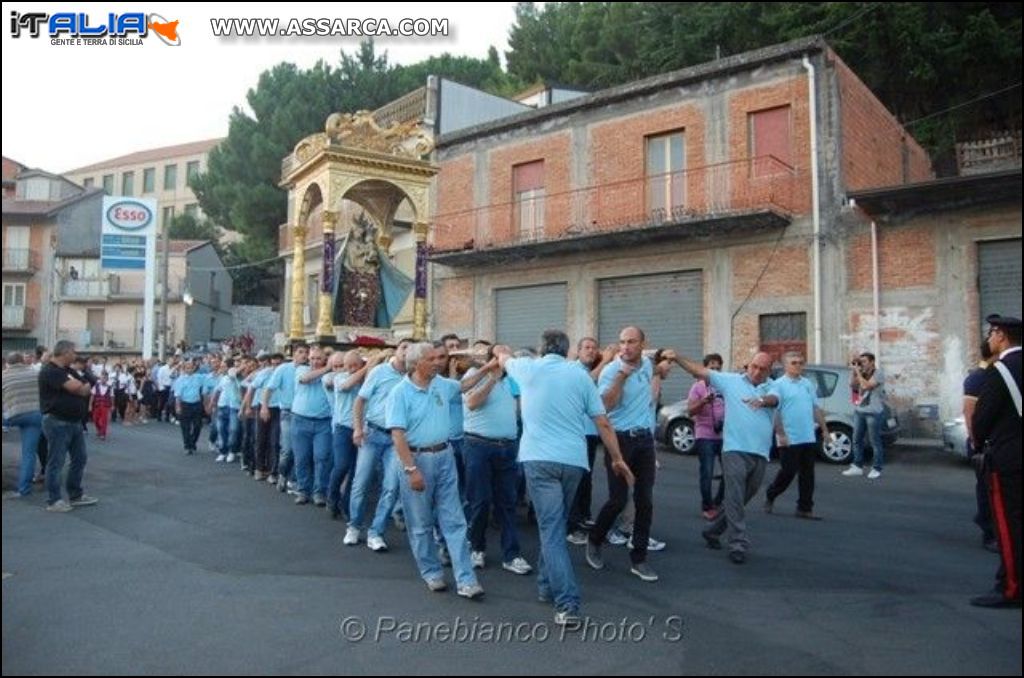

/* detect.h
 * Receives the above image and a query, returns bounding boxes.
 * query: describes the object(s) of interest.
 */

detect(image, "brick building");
[429,36,934,407]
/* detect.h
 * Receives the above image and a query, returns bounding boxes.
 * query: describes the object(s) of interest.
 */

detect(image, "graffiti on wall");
[841,307,939,401]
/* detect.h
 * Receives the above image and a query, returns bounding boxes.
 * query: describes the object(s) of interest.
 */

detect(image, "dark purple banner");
[322,232,336,293]
[415,241,427,298]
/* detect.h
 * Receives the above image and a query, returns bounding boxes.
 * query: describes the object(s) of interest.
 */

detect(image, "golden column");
[288,224,308,341]
[412,221,429,340]
[316,210,338,340]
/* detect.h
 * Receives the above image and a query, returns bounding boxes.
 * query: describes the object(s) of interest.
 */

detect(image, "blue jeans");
[524,461,584,614]
[217,407,240,456]
[278,410,294,481]
[853,411,885,470]
[400,446,478,587]
[9,411,42,496]
[208,411,219,445]
[42,415,88,505]
[291,414,332,498]
[329,425,358,516]
[696,438,724,511]
[348,426,401,537]
[464,436,521,562]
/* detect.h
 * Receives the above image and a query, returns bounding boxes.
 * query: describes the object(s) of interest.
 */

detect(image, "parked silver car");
[655,364,900,464]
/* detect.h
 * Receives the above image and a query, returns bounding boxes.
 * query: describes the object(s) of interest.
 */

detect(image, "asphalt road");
[2,421,1020,675]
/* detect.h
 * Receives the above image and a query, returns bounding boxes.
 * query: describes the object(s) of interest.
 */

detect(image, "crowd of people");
[3,315,1020,624]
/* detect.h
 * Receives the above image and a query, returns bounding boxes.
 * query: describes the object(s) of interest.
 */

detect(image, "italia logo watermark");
[9,11,181,46]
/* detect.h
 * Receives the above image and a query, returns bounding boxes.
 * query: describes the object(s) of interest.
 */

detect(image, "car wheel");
[667,419,696,455]
[821,425,853,464]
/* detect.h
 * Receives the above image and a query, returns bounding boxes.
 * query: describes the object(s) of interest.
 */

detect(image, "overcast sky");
[1,2,519,173]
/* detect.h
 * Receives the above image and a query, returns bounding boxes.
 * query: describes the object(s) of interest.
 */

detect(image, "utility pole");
[159,218,170,360]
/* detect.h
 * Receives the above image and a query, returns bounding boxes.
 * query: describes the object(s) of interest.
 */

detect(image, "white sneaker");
[225,453,236,463]
[471,551,486,569]
[367,534,388,552]
[628,536,666,552]
[45,500,73,513]
[215,454,227,463]
[842,464,864,477]
[343,526,361,546]
[502,557,533,575]
[456,583,485,600]
[867,468,882,480]
[607,529,629,546]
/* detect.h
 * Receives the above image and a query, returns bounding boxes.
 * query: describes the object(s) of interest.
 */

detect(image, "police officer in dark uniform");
[970,314,1022,608]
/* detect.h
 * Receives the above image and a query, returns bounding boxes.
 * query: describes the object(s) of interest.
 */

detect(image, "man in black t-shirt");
[964,341,996,551]
[39,340,99,512]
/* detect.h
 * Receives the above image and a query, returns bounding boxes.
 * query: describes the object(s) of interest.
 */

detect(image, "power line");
[823,3,882,38]
[902,82,1022,128]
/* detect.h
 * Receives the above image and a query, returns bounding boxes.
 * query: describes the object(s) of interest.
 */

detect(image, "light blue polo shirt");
[358,361,404,428]
[574,360,599,436]
[768,375,820,445]
[216,374,242,410]
[598,357,654,432]
[172,373,205,404]
[203,372,221,398]
[248,368,272,410]
[386,376,461,448]
[462,368,518,440]
[440,376,464,440]
[324,371,359,429]
[266,362,298,410]
[708,371,775,457]
[504,355,606,470]
[292,365,331,419]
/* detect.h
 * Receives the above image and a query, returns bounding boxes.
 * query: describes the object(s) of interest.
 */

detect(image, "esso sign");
[106,200,153,231]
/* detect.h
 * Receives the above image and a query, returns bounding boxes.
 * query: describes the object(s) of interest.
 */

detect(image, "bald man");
[673,351,778,564]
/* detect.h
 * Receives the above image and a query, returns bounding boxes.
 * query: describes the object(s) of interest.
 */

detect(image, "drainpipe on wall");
[802,54,823,363]
[871,217,881,360]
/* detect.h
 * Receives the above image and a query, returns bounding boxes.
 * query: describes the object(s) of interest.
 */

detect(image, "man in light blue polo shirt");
[208,358,242,463]
[497,330,633,628]
[588,326,661,582]
[173,360,206,455]
[292,346,333,506]
[201,354,222,453]
[461,351,532,576]
[764,351,830,519]
[387,342,483,600]
[266,343,308,492]
[323,350,381,521]
[345,338,412,552]
[674,351,778,564]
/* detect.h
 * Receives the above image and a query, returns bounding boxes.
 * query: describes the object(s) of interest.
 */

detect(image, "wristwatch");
[403,465,418,474]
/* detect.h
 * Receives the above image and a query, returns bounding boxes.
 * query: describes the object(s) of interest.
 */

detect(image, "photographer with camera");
[687,353,726,520]
[843,352,887,479]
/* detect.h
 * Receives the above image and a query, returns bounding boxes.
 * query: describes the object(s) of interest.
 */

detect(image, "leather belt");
[465,433,516,446]
[617,427,652,438]
[411,442,449,453]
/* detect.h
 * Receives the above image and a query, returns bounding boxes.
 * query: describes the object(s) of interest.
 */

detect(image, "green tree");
[167,212,221,245]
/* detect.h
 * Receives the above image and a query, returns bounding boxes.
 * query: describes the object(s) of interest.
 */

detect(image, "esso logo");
[106,201,153,231]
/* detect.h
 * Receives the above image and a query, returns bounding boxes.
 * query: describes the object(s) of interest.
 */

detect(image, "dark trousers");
[156,389,170,421]
[974,465,995,541]
[766,442,818,513]
[113,390,128,421]
[36,431,49,474]
[256,407,281,474]
[241,416,257,471]
[989,470,1022,602]
[568,435,600,532]
[590,431,656,564]
[178,402,203,452]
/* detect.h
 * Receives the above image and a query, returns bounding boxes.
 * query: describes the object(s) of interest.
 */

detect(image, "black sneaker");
[702,530,722,550]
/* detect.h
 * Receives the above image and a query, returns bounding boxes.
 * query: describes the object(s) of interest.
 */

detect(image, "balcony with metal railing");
[2,305,35,330]
[2,248,40,274]
[429,156,803,267]
[55,327,141,351]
